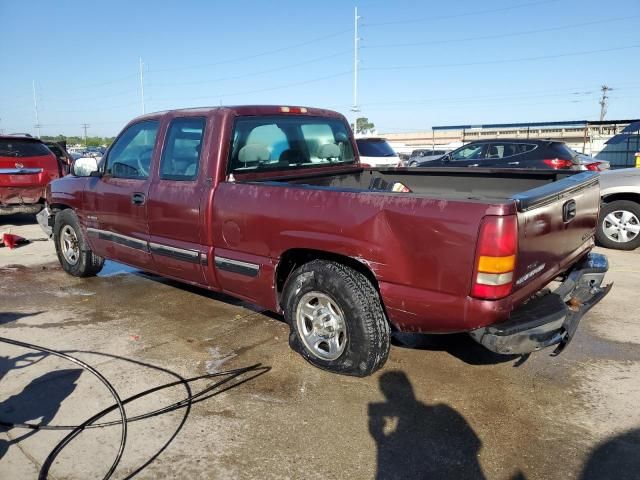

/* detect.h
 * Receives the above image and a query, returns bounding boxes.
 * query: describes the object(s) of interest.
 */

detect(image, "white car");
[355,138,399,167]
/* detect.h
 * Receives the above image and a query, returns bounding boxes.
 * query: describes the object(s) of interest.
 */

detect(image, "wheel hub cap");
[296,292,347,361]
[603,210,640,243]
[60,225,80,265]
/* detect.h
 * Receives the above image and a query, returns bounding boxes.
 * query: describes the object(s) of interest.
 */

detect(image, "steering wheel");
[136,147,153,177]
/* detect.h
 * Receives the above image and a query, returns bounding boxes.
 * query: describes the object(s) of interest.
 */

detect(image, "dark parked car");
[413,139,600,170]
[44,141,73,176]
[400,149,450,167]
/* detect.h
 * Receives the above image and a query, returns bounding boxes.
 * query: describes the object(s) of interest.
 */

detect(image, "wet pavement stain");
[1,251,639,479]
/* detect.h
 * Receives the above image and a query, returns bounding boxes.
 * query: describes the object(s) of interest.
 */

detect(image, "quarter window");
[160,117,206,181]
[487,143,537,159]
[107,121,159,179]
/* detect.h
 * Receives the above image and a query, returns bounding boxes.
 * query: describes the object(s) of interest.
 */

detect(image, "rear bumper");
[469,252,611,355]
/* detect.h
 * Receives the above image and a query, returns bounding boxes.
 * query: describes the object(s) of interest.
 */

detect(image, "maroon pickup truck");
[39,106,611,376]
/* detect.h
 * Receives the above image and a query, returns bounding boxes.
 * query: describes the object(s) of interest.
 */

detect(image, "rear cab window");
[0,139,52,157]
[356,138,396,157]
[228,115,355,174]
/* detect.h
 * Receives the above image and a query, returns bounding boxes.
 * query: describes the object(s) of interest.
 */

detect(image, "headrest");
[238,144,270,163]
[317,143,340,160]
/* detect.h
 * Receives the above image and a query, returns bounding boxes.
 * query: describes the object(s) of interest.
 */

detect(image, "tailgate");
[0,155,56,188]
[511,172,600,291]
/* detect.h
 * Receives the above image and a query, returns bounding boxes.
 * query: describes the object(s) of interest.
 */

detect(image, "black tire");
[282,260,390,377]
[53,209,104,277]
[596,200,640,251]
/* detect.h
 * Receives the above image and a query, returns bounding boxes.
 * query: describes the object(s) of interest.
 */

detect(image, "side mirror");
[442,154,451,162]
[72,157,99,177]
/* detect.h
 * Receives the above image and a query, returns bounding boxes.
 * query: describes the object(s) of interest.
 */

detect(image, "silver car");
[597,168,640,250]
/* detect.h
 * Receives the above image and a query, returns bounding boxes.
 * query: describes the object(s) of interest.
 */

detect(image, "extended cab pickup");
[39,106,611,376]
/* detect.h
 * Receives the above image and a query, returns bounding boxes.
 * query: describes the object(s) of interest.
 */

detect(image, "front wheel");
[53,209,105,277]
[596,200,640,250]
[282,260,390,376]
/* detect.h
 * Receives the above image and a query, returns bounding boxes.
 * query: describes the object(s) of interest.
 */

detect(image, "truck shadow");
[0,213,38,227]
[0,330,269,476]
[369,370,486,479]
[0,369,82,461]
[392,332,520,366]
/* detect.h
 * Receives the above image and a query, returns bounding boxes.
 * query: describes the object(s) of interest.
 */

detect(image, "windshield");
[228,115,355,174]
[356,139,396,157]
[0,139,52,157]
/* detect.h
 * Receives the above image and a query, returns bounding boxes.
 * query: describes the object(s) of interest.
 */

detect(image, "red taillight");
[584,162,608,171]
[471,216,518,300]
[543,158,574,169]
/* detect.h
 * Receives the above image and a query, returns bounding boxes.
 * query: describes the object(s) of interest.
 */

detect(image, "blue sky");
[1,0,639,137]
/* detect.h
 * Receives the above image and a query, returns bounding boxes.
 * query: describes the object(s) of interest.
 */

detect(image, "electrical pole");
[599,85,612,121]
[139,56,145,115]
[32,80,41,138]
[351,6,361,131]
[81,123,90,147]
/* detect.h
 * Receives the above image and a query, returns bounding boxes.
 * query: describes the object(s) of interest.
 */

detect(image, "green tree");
[355,117,375,135]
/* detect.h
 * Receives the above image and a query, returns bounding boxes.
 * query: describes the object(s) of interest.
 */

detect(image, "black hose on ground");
[0,336,127,480]
[0,336,269,480]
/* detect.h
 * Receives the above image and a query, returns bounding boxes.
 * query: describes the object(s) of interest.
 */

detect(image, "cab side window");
[451,144,485,161]
[159,117,206,181]
[107,121,159,179]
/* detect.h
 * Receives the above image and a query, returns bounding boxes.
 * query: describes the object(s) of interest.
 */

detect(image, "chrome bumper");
[36,206,54,238]
[469,253,612,355]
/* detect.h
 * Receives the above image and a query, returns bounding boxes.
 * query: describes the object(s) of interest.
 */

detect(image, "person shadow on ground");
[369,371,486,480]
[0,369,82,461]
[579,428,640,480]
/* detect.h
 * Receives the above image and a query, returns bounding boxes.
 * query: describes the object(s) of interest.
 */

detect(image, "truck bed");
[259,167,583,205]
[220,167,599,332]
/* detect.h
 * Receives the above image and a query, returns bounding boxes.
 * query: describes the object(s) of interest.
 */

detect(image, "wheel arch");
[601,192,640,205]
[275,248,382,309]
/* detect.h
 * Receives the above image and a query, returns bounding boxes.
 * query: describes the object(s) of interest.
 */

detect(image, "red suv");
[0,135,61,215]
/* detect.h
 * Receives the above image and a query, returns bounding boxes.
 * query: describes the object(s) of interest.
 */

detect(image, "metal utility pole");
[350,7,361,129]
[139,56,145,115]
[32,80,41,138]
[81,123,90,147]
[599,85,612,121]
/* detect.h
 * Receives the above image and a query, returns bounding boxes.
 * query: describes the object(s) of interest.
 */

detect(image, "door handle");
[469,164,480,167]
[508,161,520,165]
[131,192,146,206]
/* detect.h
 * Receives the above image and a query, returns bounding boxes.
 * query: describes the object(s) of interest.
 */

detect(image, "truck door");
[146,117,208,284]
[83,120,159,269]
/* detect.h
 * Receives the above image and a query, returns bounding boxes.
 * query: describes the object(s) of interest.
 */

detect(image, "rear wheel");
[54,209,104,276]
[282,260,390,376]
[596,200,640,250]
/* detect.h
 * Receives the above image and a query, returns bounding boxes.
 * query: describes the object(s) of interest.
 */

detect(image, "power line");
[361,45,640,71]
[149,29,351,74]
[148,71,351,106]
[362,0,563,27]
[363,15,639,49]
[149,50,351,89]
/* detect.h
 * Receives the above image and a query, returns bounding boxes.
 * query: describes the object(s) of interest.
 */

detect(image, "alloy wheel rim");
[60,225,80,265]
[295,291,347,361]
[603,210,640,243]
